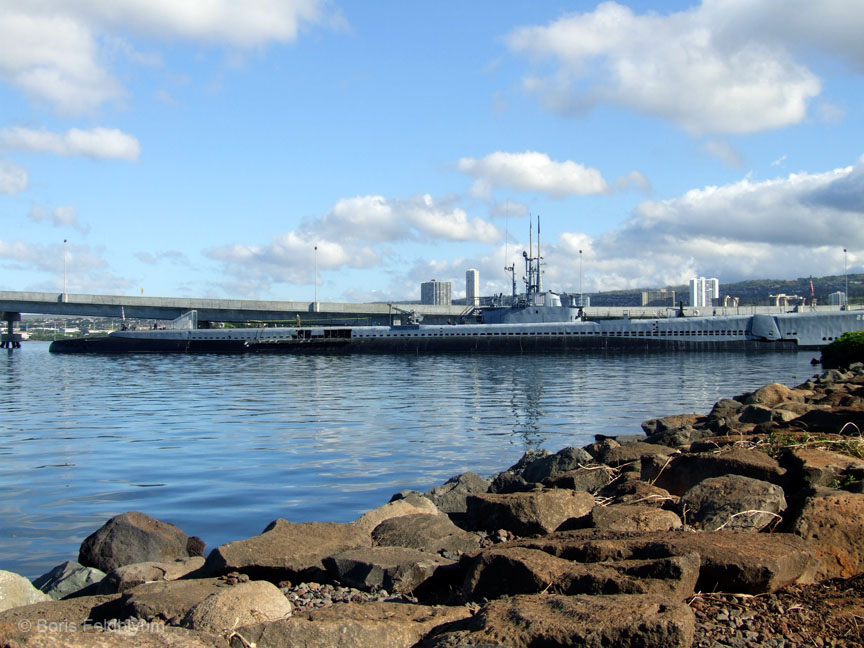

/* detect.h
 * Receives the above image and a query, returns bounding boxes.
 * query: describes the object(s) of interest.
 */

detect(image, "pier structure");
[1,311,22,349]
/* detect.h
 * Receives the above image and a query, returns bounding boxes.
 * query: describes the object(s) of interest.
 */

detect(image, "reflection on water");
[1,342,819,577]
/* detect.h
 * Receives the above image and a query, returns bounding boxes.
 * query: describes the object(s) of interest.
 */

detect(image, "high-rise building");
[689,277,719,308]
[421,280,452,305]
[465,269,480,307]
[829,291,847,306]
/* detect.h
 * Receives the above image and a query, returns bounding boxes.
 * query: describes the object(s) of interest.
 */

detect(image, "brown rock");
[543,466,615,492]
[680,475,787,532]
[596,442,678,468]
[512,530,812,594]
[232,602,471,648]
[353,496,440,535]
[324,546,454,594]
[371,514,481,556]
[202,519,370,581]
[598,476,677,507]
[0,625,225,648]
[181,580,292,634]
[78,512,190,573]
[783,447,864,488]
[589,504,682,532]
[120,577,227,622]
[792,488,864,580]
[423,472,490,515]
[644,447,786,496]
[99,557,206,594]
[424,594,695,648]
[744,383,806,407]
[465,489,595,535]
[462,544,699,602]
[0,594,121,628]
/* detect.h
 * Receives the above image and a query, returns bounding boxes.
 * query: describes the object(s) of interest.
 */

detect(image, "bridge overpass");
[0,289,849,348]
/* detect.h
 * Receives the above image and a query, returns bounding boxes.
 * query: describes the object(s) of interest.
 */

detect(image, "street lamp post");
[579,249,583,307]
[844,248,848,309]
[63,239,68,303]
[314,245,318,311]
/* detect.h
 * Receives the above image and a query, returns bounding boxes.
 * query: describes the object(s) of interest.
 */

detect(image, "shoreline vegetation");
[2,361,864,647]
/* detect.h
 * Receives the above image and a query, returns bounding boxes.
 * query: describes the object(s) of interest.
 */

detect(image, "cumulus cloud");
[0,0,340,114]
[0,159,27,194]
[317,194,500,244]
[458,151,609,198]
[539,156,864,292]
[206,231,379,293]
[614,170,652,194]
[0,127,140,160]
[135,250,191,266]
[506,1,832,134]
[702,141,745,169]
[0,238,121,292]
[28,204,90,234]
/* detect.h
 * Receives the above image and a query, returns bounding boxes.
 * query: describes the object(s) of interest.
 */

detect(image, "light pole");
[63,239,68,302]
[844,248,848,309]
[579,249,583,307]
[314,245,318,311]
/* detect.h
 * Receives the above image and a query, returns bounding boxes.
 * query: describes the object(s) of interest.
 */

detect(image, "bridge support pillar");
[1,312,22,349]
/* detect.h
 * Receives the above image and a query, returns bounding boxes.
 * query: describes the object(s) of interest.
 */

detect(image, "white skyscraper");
[689,277,720,308]
[466,269,480,307]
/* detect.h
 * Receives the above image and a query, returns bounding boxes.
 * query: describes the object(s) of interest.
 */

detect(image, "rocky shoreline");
[2,363,864,647]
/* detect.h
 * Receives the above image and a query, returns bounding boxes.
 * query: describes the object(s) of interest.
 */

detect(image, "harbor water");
[1,342,821,578]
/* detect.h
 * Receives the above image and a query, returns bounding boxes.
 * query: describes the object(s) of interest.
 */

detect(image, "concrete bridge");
[0,289,848,348]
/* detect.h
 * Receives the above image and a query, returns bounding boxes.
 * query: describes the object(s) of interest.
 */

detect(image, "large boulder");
[465,489,595,535]
[32,561,105,600]
[643,447,786,496]
[181,580,292,634]
[744,383,807,407]
[119,577,228,623]
[352,495,440,534]
[371,514,481,556]
[232,602,471,648]
[680,475,787,532]
[78,512,189,573]
[323,546,454,594]
[202,519,369,581]
[543,466,615,493]
[0,571,50,612]
[521,446,594,483]
[782,448,864,489]
[512,530,813,594]
[424,594,695,648]
[423,472,490,515]
[588,504,682,532]
[462,545,699,602]
[595,442,677,468]
[597,475,676,507]
[0,593,121,629]
[99,557,205,594]
[791,488,864,580]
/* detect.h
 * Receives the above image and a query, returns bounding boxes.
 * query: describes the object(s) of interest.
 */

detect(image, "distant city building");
[689,277,719,308]
[465,269,480,307]
[641,289,675,307]
[421,280,452,306]
[828,291,847,306]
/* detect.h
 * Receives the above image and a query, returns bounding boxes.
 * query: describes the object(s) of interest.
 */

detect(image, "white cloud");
[28,205,90,234]
[702,140,745,169]
[539,156,864,292]
[0,1,340,114]
[0,9,122,114]
[614,170,652,194]
[0,239,121,292]
[0,127,140,161]
[317,194,500,244]
[0,159,27,194]
[506,1,829,134]
[458,151,609,198]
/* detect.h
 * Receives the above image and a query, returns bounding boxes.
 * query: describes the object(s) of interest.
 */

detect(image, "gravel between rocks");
[690,574,864,647]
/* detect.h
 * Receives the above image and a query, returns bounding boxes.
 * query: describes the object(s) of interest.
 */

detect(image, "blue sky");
[1,0,862,303]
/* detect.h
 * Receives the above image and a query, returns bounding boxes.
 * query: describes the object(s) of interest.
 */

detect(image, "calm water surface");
[0,342,821,577]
